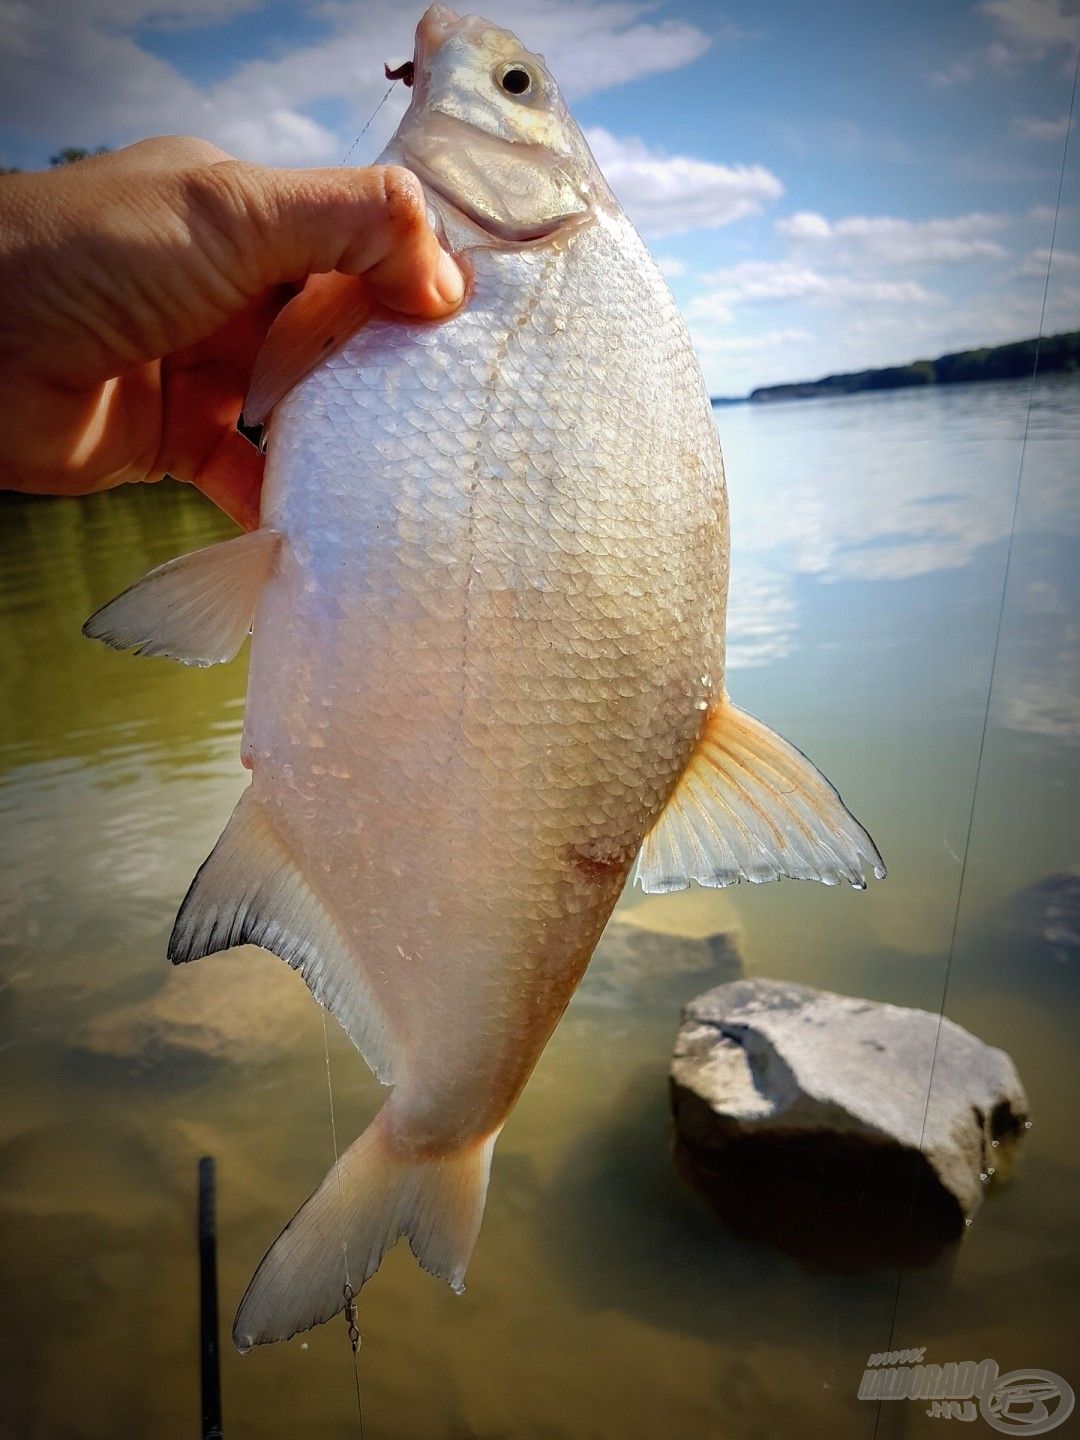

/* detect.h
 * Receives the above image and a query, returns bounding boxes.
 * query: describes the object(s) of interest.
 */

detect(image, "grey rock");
[671,979,1029,1225]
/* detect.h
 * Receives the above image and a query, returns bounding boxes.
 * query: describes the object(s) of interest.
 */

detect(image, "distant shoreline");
[711,330,1080,406]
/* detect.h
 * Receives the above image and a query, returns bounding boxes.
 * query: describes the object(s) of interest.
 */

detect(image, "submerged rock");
[76,946,314,1067]
[579,896,743,1009]
[1004,868,1080,968]
[671,979,1029,1234]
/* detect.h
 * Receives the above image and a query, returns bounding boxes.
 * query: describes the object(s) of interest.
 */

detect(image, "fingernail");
[435,248,464,306]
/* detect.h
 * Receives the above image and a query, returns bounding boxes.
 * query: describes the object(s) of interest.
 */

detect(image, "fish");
[83,4,885,1349]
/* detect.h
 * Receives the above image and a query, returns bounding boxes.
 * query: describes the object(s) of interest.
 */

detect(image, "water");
[1,376,1077,1439]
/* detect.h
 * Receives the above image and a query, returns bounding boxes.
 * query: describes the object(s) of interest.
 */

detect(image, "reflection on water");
[724,378,1080,674]
[1,376,1078,1439]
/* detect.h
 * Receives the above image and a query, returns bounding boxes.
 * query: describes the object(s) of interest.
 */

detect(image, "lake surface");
[1,376,1077,1439]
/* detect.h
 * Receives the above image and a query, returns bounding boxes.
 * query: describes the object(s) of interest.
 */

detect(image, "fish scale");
[239,202,722,1171]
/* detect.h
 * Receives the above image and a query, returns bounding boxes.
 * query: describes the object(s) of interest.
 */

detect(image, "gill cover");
[394,6,597,242]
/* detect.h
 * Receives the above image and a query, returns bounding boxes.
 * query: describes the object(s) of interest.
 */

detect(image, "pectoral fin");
[244,272,374,426]
[635,699,885,892]
[82,529,280,667]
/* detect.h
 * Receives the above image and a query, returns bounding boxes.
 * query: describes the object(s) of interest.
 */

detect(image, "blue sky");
[2,0,1078,392]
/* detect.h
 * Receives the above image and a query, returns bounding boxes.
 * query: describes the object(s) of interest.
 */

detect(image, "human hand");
[0,136,465,529]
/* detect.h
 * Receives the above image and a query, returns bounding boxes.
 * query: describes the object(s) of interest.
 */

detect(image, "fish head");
[389,5,603,243]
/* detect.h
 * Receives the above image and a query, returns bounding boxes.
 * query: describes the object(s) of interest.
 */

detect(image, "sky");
[1,0,1078,394]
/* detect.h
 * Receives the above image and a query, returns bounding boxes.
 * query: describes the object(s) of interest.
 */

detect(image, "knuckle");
[182,158,246,222]
[178,159,267,290]
[189,158,275,243]
[198,158,263,210]
[127,135,232,167]
[378,165,427,239]
[174,135,233,165]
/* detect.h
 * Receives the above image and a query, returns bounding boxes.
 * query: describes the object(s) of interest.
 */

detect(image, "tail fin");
[234,1107,497,1350]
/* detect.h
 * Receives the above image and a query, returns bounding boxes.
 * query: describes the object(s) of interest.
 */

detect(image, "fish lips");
[404,142,591,245]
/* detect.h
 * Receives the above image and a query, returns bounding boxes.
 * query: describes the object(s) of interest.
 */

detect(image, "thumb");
[190,159,465,318]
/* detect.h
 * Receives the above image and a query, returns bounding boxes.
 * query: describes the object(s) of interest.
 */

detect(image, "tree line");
[745,331,1080,403]
[1,145,110,175]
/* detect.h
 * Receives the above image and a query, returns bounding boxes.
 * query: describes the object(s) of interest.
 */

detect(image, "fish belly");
[242,211,728,1150]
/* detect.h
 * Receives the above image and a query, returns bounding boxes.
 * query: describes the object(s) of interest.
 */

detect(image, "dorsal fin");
[244,272,374,425]
[635,698,885,892]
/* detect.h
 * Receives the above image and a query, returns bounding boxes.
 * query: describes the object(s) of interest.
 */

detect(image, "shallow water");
[1,376,1077,1439]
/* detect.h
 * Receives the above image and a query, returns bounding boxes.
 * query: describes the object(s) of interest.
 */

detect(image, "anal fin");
[170,790,395,1084]
[82,529,281,666]
[635,699,886,892]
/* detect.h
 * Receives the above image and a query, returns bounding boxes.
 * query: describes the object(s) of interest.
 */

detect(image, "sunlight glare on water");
[0,376,1077,1439]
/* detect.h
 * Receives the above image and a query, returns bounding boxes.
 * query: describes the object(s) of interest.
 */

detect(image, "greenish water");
[1,376,1077,1439]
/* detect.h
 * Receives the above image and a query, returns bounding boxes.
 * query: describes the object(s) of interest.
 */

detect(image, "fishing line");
[340,81,396,167]
[321,1010,366,1440]
[871,37,1079,1437]
[317,62,411,1440]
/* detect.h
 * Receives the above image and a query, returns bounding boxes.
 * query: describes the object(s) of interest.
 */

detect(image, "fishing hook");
[384,60,415,87]
[343,1282,361,1355]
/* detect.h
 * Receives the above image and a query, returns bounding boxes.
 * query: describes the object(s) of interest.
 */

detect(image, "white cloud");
[951,150,1062,183]
[1014,113,1071,139]
[928,40,1016,86]
[690,261,938,322]
[773,117,914,165]
[929,57,975,87]
[655,255,689,278]
[778,211,832,240]
[711,280,1080,397]
[0,0,713,167]
[0,1,768,242]
[688,325,816,391]
[978,0,1080,49]
[584,127,783,237]
[928,0,1079,87]
[1019,245,1080,274]
[691,325,815,356]
[1028,201,1079,223]
[689,202,1075,394]
[492,0,712,98]
[0,1,343,164]
[775,210,1010,264]
[224,0,712,129]
[16,0,261,25]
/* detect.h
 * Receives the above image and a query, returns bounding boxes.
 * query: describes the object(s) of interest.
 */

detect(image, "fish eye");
[498,64,533,97]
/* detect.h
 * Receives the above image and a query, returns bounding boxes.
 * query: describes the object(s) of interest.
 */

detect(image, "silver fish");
[84,4,884,1349]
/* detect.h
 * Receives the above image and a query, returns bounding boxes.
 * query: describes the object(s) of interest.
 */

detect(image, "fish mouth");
[414,4,467,75]
[405,146,579,245]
